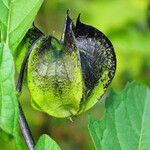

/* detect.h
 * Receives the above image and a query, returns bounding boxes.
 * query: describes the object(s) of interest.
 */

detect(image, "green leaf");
[0,0,44,53]
[0,0,43,148]
[35,134,61,150]
[0,43,24,149]
[0,43,18,138]
[88,81,150,150]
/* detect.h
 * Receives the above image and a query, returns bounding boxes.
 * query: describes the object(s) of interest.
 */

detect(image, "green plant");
[88,81,150,150]
[0,0,60,149]
[17,11,116,118]
[1,1,149,150]
[0,0,116,149]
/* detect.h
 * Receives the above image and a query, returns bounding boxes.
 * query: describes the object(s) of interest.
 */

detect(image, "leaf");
[0,43,18,137]
[88,81,150,150]
[35,134,61,150]
[0,0,44,53]
[0,43,24,149]
[0,0,43,148]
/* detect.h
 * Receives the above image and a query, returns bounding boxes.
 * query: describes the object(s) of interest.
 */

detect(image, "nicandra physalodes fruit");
[16,11,116,118]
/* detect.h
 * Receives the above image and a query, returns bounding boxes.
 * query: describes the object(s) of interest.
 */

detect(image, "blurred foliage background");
[1,0,150,149]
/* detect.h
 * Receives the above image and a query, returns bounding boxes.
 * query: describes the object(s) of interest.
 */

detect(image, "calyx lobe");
[62,11,116,93]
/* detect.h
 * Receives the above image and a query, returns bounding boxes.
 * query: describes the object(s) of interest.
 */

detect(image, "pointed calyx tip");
[77,13,81,23]
[77,13,81,21]
[66,9,70,15]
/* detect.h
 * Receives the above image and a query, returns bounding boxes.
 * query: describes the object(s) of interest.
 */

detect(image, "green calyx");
[18,11,116,118]
[28,36,84,117]
[15,25,43,72]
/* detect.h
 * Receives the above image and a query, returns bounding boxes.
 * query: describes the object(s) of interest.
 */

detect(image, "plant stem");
[19,103,35,150]
[16,58,35,149]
